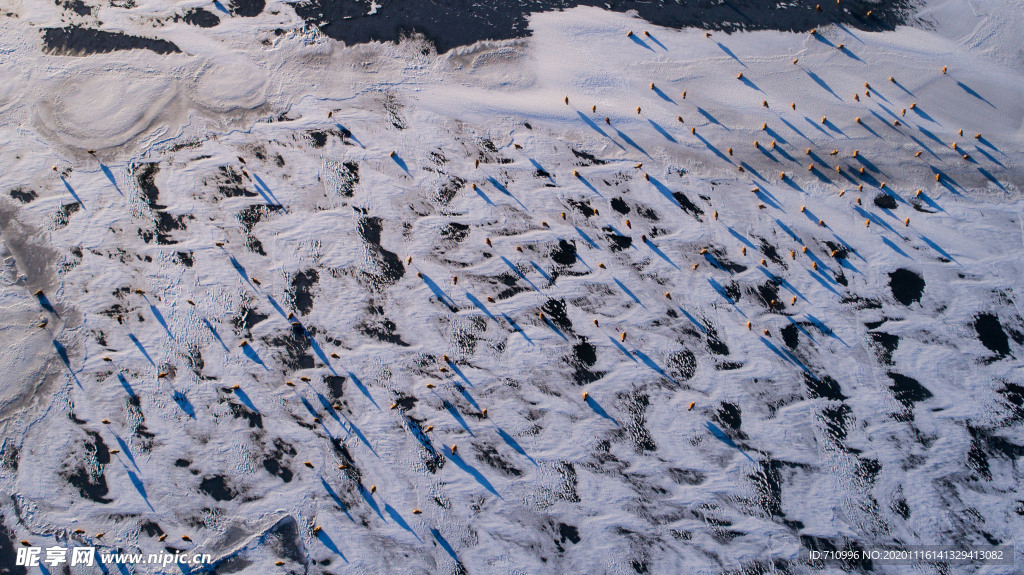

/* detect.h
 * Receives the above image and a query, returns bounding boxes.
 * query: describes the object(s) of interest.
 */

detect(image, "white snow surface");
[0,0,1023,573]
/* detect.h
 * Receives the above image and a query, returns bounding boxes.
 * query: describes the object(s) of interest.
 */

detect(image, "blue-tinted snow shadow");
[613,277,645,308]
[501,313,532,344]
[448,451,502,498]
[705,421,755,463]
[348,371,380,409]
[585,395,619,425]
[173,390,196,418]
[648,119,677,143]
[495,426,536,465]
[612,127,652,158]
[127,333,155,365]
[60,177,84,207]
[317,529,349,561]
[384,504,422,541]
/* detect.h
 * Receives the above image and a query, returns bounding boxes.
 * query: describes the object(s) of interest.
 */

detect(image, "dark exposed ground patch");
[0,516,25,575]
[199,475,237,501]
[611,197,630,215]
[230,0,265,17]
[550,239,577,266]
[873,193,898,209]
[177,251,194,267]
[781,323,798,349]
[974,312,1011,358]
[440,222,470,244]
[473,443,522,477]
[888,268,925,306]
[262,438,296,483]
[603,227,633,251]
[567,198,596,218]
[289,269,319,316]
[42,27,182,55]
[435,175,465,204]
[621,391,656,453]
[556,523,581,552]
[571,148,605,165]
[293,0,914,55]
[334,161,360,197]
[229,400,264,429]
[869,331,899,365]
[8,188,36,203]
[804,373,846,401]
[324,375,346,399]
[967,425,1024,482]
[211,166,257,198]
[716,402,742,431]
[668,468,706,485]
[180,7,220,27]
[64,430,112,504]
[566,338,604,385]
[997,382,1024,422]
[358,303,410,346]
[308,130,328,148]
[233,304,269,335]
[358,217,405,287]
[819,403,854,452]
[666,349,695,381]
[264,324,316,371]
[887,372,932,409]
[671,191,704,218]
[541,298,573,333]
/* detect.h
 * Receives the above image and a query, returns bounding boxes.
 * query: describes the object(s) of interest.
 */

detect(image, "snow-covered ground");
[1,0,1023,573]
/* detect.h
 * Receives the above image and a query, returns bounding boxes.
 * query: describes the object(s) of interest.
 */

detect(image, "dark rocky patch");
[667,468,706,485]
[869,331,899,365]
[288,269,319,316]
[264,324,316,371]
[666,349,695,381]
[781,323,798,349]
[622,391,656,453]
[308,130,328,148]
[974,312,1011,357]
[64,431,112,504]
[873,193,898,209]
[42,27,182,55]
[228,401,263,429]
[566,198,596,218]
[324,375,346,399]
[8,187,36,203]
[230,0,265,17]
[671,191,704,218]
[262,438,296,483]
[177,251,194,267]
[0,517,25,575]
[199,475,237,501]
[570,148,605,165]
[211,166,257,198]
[603,228,632,251]
[473,443,522,477]
[566,338,604,385]
[180,7,220,27]
[804,373,846,401]
[610,197,630,215]
[887,372,932,408]
[440,222,470,244]
[540,298,573,333]
[888,268,924,306]
[550,239,577,266]
[292,0,914,55]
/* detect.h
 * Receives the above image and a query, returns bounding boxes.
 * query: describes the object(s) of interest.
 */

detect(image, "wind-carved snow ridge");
[1,1,1023,573]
